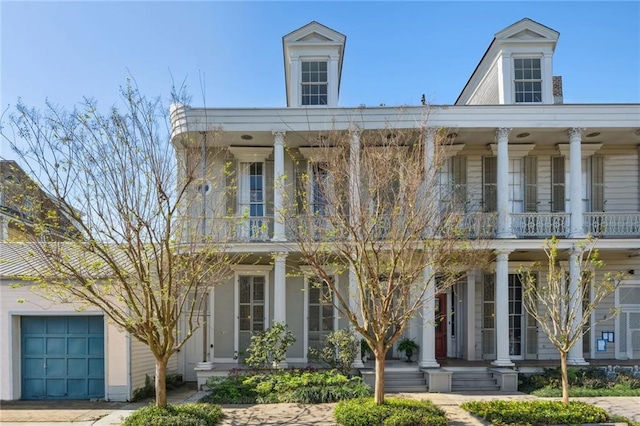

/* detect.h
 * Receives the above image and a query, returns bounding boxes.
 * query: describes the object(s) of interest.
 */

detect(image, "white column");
[349,127,361,228]
[419,266,440,368]
[273,252,288,367]
[569,128,585,238]
[272,131,286,242]
[466,269,477,361]
[349,265,365,368]
[568,248,588,365]
[424,127,438,236]
[492,249,515,366]
[496,128,515,238]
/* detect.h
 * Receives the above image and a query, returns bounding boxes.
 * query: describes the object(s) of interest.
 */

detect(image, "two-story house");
[170,18,640,385]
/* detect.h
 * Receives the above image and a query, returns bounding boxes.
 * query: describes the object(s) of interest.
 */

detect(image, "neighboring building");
[0,160,82,241]
[0,164,171,401]
[170,17,640,381]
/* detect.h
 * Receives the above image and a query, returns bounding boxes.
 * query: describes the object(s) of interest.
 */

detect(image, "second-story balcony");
[213,212,640,243]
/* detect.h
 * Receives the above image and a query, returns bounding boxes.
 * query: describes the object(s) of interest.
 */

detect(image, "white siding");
[467,62,500,105]
[602,146,638,211]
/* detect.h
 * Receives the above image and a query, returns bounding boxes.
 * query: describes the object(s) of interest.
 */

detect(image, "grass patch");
[122,403,223,426]
[461,400,611,425]
[334,397,447,426]
[201,369,371,404]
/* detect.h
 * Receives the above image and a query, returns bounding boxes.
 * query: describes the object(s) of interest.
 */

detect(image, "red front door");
[435,293,447,358]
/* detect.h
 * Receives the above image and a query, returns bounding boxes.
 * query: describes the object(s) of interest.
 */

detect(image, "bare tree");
[519,236,624,404]
[2,83,234,407]
[284,123,488,404]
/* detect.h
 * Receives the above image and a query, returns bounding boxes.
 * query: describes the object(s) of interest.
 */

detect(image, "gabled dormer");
[456,18,560,105]
[283,21,346,107]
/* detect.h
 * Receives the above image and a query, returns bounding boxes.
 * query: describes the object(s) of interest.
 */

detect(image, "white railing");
[511,213,570,238]
[584,212,640,237]
[219,216,272,242]
[445,212,497,238]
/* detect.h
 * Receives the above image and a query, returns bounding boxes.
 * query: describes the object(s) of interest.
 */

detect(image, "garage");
[21,316,105,400]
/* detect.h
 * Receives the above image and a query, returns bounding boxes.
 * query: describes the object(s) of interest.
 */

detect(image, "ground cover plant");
[461,400,610,425]
[201,369,371,404]
[334,397,447,426]
[122,403,223,426]
[519,367,640,397]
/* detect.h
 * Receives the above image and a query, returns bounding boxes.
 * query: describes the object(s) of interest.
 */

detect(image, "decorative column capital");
[496,127,512,141]
[273,252,288,262]
[496,249,513,262]
[567,127,585,141]
[272,131,286,145]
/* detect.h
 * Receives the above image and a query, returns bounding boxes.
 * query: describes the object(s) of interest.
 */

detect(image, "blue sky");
[1,1,639,150]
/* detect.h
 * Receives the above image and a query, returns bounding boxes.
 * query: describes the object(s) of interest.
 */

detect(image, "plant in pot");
[397,337,419,362]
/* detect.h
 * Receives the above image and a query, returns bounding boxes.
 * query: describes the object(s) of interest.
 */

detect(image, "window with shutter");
[551,156,565,212]
[483,157,497,212]
[524,156,538,212]
[509,158,524,213]
[591,155,605,212]
[452,156,467,210]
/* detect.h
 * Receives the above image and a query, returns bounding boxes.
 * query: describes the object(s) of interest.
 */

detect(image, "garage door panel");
[22,316,104,400]
[46,337,66,355]
[88,337,102,355]
[46,317,66,333]
[24,358,44,376]
[23,379,44,398]
[68,337,86,354]
[67,359,86,376]
[88,379,105,396]
[46,379,66,397]
[46,358,66,376]
[24,337,44,355]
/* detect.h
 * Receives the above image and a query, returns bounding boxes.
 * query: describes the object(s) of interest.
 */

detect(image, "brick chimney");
[553,76,563,104]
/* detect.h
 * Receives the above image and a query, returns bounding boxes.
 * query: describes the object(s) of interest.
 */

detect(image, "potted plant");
[397,337,419,362]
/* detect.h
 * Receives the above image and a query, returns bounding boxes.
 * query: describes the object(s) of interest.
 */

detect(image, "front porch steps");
[384,370,429,393]
[451,370,500,392]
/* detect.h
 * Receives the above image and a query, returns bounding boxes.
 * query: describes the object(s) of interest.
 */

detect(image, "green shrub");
[203,374,257,404]
[244,322,296,371]
[202,369,371,404]
[461,400,609,425]
[122,403,223,426]
[308,329,360,375]
[334,397,447,426]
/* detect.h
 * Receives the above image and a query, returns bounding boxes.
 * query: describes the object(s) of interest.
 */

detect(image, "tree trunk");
[374,352,386,405]
[560,351,569,404]
[155,357,169,408]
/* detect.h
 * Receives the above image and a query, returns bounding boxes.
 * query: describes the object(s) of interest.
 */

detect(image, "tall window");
[514,58,542,103]
[483,156,497,212]
[524,156,538,212]
[238,162,266,240]
[311,162,329,215]
[308,277,334,351]
[439,156,467,211]
[301,61,328,106]
[551,156,565,212]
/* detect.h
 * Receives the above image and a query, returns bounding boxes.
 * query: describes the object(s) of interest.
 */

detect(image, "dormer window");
[301,61,328,106]
[514,58,542,103]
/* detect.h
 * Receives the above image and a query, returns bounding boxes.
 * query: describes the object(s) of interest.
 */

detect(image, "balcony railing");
[212,212,640,243]
[217,216,272,242]
[584,212,640,237]
[511,213,570,238]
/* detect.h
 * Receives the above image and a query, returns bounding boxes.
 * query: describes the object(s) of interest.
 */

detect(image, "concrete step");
[451,370,499,391]
[383,370,427,393]
[386,385,429,393]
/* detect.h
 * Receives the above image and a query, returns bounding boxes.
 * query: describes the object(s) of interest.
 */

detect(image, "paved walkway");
[1,387,638,425]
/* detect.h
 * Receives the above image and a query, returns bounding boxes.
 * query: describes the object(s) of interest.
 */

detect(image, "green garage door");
[21,316,104,400]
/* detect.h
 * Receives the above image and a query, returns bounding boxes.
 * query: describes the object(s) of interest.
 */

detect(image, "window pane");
[253,305,263,321]
[240,278,250,303]
[253,282,264,301]
[309,287,320,303]
[309,306,320,331]
[319,62,327,71]
[302,62,310,72]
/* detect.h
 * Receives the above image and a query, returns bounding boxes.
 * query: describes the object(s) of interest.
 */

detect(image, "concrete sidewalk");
[1,387,638,425]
